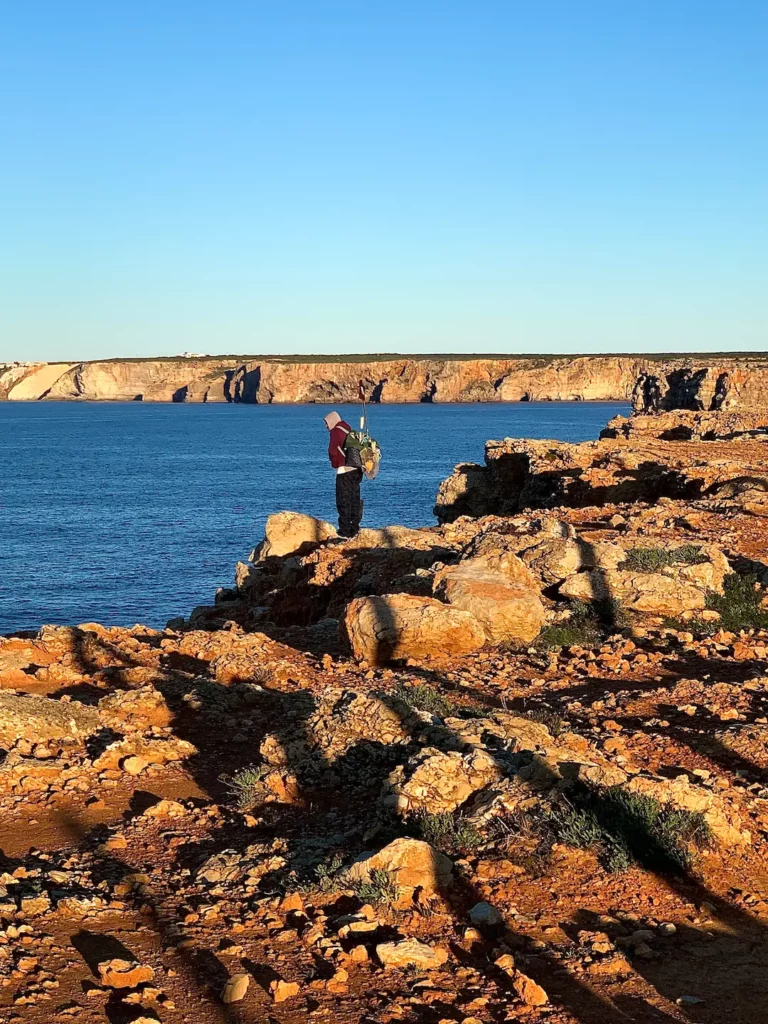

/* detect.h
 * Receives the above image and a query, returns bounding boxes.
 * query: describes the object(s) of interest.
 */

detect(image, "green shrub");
[350,868,401,905]
[390,683,454,717]
[411,810,483,854]
[219,764,269,810]
[308,853,345,892]
[299,855,400,903]
[524,708,567,737]
[536,601,600,650]
[389,683,484,720]
[550,786,711,874]
[621,545,708,573]
[706,573,768,632]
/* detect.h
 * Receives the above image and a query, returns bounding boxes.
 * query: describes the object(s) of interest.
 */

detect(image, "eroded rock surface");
[435,435,768,522]
[256,511,337,561]
[343,594,486,664]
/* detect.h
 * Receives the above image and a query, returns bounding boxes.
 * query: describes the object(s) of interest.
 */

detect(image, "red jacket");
[328,420,352,469]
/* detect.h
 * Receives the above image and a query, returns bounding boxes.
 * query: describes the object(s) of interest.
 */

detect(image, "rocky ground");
[2,407,768,1024]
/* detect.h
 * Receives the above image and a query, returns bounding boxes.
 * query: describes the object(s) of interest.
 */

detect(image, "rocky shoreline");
[1,375,768,1023]
[3,353,768,404]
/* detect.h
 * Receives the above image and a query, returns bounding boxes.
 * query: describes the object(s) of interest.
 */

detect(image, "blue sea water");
[0,401,628,634]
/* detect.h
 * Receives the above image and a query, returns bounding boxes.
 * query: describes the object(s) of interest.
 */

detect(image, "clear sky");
[1,1,766,362]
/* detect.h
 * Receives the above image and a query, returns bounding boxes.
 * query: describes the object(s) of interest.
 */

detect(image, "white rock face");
[7,363,76,400]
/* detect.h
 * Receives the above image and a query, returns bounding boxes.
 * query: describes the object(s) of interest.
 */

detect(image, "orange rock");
[270,979,300,1002]
[513,971,548,1006]
[97,958,155,988]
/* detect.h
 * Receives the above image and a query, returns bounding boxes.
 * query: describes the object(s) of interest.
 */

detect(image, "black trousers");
[335,469,363,537]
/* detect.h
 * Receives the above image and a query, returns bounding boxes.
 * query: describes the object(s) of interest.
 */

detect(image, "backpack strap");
[336,424,351,458]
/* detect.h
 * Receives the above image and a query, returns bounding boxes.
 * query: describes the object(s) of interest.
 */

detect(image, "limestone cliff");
[2,353,767,404]
[632,361,768,414]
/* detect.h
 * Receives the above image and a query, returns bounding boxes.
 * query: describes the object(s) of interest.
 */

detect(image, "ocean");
[0,401,628,633]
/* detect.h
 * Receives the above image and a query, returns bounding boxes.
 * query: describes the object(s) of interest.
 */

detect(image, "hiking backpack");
[343,428,382,479]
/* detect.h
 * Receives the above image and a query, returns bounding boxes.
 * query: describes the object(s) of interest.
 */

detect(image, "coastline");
[4,353,768,404]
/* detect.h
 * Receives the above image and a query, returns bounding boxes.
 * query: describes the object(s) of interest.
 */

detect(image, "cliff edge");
[3,353,768,403]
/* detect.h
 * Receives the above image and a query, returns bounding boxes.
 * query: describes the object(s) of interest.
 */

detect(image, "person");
[324,410,363,538]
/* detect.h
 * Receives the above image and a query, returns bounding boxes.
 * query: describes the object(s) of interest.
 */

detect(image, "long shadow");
[353,593,667,1023]
[55,811,256,1024]
[24,549,768,1023]
[67,618,636,1022]
[332,538,766,1021]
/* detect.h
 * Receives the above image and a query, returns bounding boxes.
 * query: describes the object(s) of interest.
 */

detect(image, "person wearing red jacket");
[324,410,363,538]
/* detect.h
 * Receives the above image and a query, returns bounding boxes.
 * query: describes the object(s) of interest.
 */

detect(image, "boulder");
[514,972,549,1006]
[383,747,503,816]
[456,534,540,586]
[521,535,587,585]
[92,735,197,772]
[97,959,154,988]
[347,838,454,892]
[269,978,300,1002]
[256,511,337,561]
[434,558,544,645]
[143,798,187,818]
[222,972,250,1003]
[343,594,485,664]
[469,901,503,928]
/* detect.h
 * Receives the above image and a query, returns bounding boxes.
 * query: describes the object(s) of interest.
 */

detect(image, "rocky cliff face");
[434,433,768,523]
[632,361,768,414]
[3,353,766,403]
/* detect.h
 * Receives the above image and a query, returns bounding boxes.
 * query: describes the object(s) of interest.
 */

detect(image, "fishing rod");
[358,380,368,435]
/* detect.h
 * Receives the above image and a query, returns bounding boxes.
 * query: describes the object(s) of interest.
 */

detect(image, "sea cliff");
[3,353,767,403]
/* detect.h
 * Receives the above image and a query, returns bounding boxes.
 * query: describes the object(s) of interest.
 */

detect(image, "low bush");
[536,601,601,650]
[483,809,556,876]
[219,764,269,810]
[389,683,484,720]
[351,868,401,905]
[550,785,711,874]
[410,810,483,854]
[621,545,708,573]
[390,683,455,718]
[706,572,768,632]
[301,854,400,904]
[303,851,346,892]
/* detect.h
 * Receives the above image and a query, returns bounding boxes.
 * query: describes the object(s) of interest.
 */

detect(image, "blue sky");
[1,1,766,361]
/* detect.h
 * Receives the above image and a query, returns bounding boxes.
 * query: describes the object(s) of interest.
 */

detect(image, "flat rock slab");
[0,692,101,747]
[376,938,448,969]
